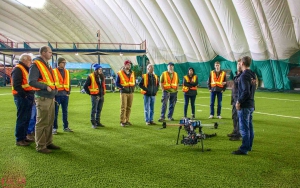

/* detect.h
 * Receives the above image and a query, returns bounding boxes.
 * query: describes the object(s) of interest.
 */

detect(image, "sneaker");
[158,118,165,122]
[47,144,61,150]
[125,122,132,126]
[120,123,126,127]
[231,150,247,155]
[229,137,241,141]
[209,115,214,119]
[25,137,35,143]
[16,140,30,146]
[146,122,150,125]
[92,125,98,129]
[52,129,58,135]
[150,121,157,125]
[27,133,35,141]
[191,114,195,119]
[227,133,235,137]
[168,117,174,121]
[37,148,52,154]
[97,123,105,127]
[217,116,222,119]
[63,128,73,132]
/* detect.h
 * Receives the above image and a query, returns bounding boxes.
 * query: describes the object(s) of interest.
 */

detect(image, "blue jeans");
[28,104,36,134]
[53,95,69,129]
[184,95,196,117]
[210,91,223,116]
[143,95,156,122]
[160,91,177,119]
[91,95,104,122]
[14,96,33,142]
[238,108,254,153]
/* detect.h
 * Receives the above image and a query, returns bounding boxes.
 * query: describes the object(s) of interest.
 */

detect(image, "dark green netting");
[148,51,300,90]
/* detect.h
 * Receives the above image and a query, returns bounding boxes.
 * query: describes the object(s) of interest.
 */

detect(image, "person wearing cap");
[139,64,159,125]
[83,64,106,129]
[116,60,135,127]
[11,53,35,146]
[182,67,198,119]
[158,62,179,122]
[29,46,60,154]
[52,57,73,134]
[207,61,227,119]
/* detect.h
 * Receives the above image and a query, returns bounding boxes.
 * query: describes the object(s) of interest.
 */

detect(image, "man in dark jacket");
[139,64,159,125]
[232,56,256,155]
[228,59,242,141]
[29,46,60,154]
[11,53,35,146]
[84,64,106,129]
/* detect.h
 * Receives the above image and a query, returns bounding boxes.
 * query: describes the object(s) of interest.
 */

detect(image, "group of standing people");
[12,45,256,155]
[12,46,73,154]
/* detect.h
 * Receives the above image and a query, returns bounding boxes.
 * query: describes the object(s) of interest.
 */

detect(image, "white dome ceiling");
[0,0,299,72]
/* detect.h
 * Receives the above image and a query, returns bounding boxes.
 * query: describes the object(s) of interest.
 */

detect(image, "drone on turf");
[162,118,218,152]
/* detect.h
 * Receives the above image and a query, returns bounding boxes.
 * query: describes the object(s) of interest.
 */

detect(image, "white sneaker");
[217,116,222,119]
[209,115,214,119]
[52,129,57,135]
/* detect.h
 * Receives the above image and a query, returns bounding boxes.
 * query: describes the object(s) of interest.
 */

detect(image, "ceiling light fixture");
[16,0,46,9]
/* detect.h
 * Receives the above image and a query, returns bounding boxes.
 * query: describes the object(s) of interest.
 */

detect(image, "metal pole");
[3,54,6,86]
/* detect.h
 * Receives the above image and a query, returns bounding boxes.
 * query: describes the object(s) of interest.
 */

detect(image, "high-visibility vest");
[88,73,106,95]
[53,68,70,91]
[117,70,135,87]
[162,71,178,90]
[182,75,197,92]
[210,71,225,88]
[11,64,37,95]
[33,60,56,89]
[140,73,158,94]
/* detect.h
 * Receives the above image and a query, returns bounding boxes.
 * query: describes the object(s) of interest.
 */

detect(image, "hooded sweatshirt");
[237,69,256,108]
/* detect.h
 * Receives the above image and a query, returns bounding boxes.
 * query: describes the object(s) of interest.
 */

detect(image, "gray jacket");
[29,57,57,99]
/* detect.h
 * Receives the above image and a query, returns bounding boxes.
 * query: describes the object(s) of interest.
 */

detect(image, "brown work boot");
[47,144,61,150]
[16,140,30,146]
[37,148,52,154]
[25,137,35,143]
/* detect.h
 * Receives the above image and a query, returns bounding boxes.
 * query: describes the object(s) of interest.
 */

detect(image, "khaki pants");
[120,93,133,123]
[35,97,55,151]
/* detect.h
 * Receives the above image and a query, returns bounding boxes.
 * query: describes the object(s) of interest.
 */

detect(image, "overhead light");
[16,0,46,9]
[75,53,79,56]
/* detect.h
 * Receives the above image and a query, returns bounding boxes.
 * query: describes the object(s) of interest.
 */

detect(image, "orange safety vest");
[33,60,56,90]
[210,71,225,88]
[88,73,106,95]
[182,75,197,92]
[11,64,37,95]
[140,73,158,94]
[117,70,135,87]
[53,68,70,91]
[162,71,178,90]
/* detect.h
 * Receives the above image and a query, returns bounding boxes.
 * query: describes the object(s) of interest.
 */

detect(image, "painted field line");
[177,101,300,119]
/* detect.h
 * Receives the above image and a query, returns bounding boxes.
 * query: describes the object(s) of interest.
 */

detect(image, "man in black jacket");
[139,64,159,125]
[84,64,106,129]
[232,56,256,155]
[11,53,35,146]
[228,59,242,141]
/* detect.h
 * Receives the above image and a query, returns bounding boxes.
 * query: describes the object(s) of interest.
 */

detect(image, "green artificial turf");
[0,87,299,187]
